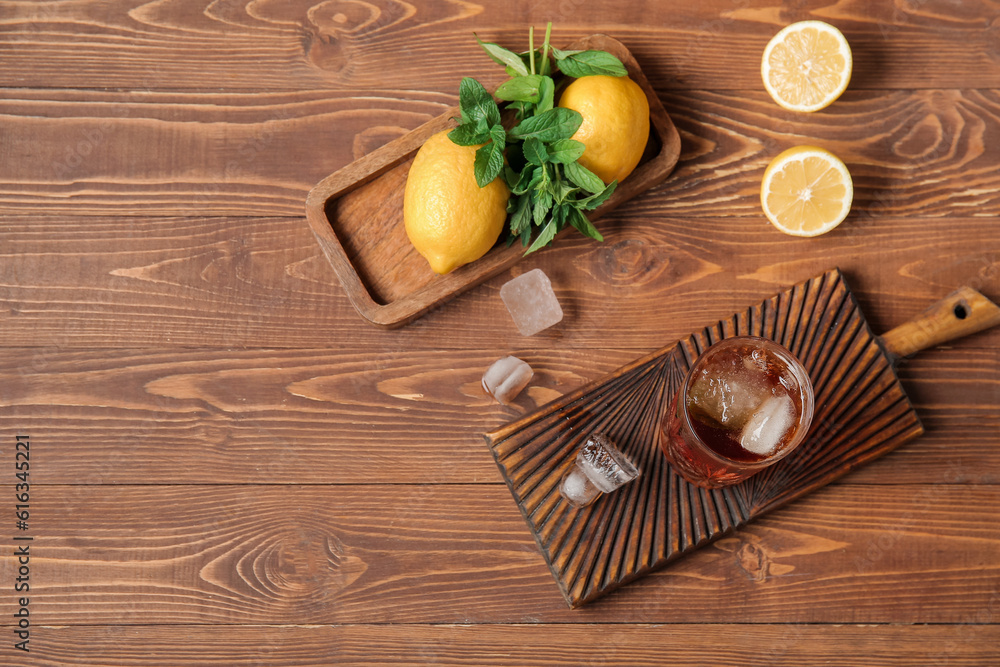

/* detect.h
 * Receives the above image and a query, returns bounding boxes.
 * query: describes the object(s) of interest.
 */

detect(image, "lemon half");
[760,145,853,237]
[761,20,852,113]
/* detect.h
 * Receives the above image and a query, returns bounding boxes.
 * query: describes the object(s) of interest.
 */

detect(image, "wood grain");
[880,285,1000,359]
[2,346,996,485]
[2,88,999,218]
[1,212,996,348]
[1,483,997,624]
[1,1,997,91]
[20,624,1000,666]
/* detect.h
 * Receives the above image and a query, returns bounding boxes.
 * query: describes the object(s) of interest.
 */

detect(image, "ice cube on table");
[500,268,564,336]
[740,394,795,456]
[559,433,640,507]
[687,368,765,428]
[482,356,533,405]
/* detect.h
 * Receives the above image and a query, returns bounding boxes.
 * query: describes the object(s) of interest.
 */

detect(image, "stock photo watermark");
[11,433,32,653]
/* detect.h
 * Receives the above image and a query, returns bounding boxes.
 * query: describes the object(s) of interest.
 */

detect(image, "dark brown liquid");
[684,342,804,463]
[688,418,768,462]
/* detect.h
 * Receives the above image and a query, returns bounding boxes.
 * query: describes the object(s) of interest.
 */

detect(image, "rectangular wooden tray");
[304,34,681,328]
[483,269,927,608]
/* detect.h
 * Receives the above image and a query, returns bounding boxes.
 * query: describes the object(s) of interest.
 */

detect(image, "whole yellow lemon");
[403,130,510,275]
[558,75,650,184]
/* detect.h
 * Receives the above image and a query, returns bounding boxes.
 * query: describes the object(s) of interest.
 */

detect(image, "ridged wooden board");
[484,268,926,608]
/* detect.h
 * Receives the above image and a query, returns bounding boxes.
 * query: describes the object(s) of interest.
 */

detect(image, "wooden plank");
[2,88,999,218]
[1,1,998,91]
[19,623,1000,666]
[0,89,444,218]
[0,484,996,625]
[1,346,996,485]
[1,211,996,348]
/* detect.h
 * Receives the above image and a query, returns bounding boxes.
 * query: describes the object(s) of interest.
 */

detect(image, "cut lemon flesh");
[761,145,853,237]
[761,20,852,112]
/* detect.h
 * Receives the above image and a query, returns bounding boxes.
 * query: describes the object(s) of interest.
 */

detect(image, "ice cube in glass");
[740,394,795,455]
[687,367,764,428]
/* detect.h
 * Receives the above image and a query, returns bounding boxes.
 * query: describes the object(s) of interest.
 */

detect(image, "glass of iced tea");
[660,336,815,489]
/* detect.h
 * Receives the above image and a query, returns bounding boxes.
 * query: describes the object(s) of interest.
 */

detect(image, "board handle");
[879,286,1000,359]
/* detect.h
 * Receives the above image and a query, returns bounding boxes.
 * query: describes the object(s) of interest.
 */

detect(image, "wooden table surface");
[2,1,999,665]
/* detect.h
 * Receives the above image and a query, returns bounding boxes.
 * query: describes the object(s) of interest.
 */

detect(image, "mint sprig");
[448,77,505,187]
[449,23,627,254]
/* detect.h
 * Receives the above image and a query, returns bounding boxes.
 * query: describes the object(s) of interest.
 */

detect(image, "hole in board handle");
[953,301,969,320]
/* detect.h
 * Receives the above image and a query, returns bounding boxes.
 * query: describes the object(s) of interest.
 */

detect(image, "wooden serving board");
[483,268,1000,608]
[304,34,681,328]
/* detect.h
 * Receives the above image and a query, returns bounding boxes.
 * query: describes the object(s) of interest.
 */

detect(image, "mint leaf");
[458,77,500,128]
[563,161,606,194]
[553,202,568,226]
[552,177,577,204]
[509,107,582,142]
[536,75,555,114]
[476,35,530,76]
[502,165,520,190]
[556,50,627,77]
[495,74,543,103]
[490,123,506,148]
[508,193,532,235]
[576,179,618,210]
[567,207,604,241]
[473,126,506,187]
[549,46,583,60]
[523,137,549,166]
[511,165,538,195]
[524,217,559,255]
[518,215,533,246]
[448,123,488,146]
[547,138,585,164]
[505,64,528,78]
[532,189,553,226]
